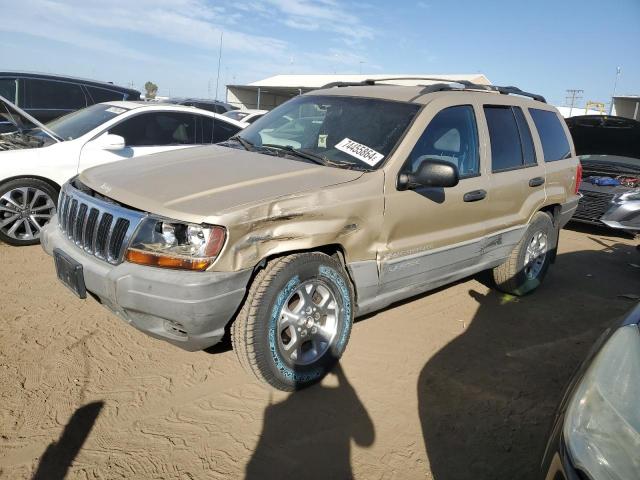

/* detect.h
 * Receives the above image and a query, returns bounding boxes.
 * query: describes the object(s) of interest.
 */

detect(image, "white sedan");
[0,97,245,245]
[223,109,268,126]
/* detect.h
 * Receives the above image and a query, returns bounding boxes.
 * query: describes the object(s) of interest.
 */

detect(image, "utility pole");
[609,66,621,115]
[565,89,583,118]
[214,31,223,101]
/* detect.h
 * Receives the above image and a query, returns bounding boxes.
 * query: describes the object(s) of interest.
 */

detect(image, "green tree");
[144,81,158,100]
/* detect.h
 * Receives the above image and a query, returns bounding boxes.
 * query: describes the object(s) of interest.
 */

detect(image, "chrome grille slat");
[83,208,99,252]
[67,200,78,239]
[56,182,145,265]
[95,213,113,259]
[74,204,88,244]
[61,193,71,231]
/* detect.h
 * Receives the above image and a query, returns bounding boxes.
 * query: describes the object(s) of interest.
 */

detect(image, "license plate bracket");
[53,248,87,299]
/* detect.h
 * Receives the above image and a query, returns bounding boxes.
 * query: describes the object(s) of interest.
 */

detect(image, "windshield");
[235,95,421,170]
[46,103,130,140]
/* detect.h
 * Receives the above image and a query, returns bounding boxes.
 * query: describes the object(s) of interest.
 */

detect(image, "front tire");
[0,178,58,246]
[492,212,555,296]
[232,252,354,391]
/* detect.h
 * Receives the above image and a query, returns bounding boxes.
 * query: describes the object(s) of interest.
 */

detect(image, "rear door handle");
[463,189,487,202]
[529,177,545,187]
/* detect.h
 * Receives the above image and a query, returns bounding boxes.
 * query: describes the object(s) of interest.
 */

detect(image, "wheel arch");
[227,243,356,324]
[251,243,355,293]
[538,203,562,263]
[0,175,62,197]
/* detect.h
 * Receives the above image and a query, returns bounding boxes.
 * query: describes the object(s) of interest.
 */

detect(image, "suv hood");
[80,145,364,224]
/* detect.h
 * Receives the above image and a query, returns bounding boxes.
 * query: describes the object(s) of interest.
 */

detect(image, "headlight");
[125,217,226,271]
[613,189,640,203]
[563,325,640,479]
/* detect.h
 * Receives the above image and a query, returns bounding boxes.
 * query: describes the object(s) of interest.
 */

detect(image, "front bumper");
[41,218,251,351]
[601,200,640,231]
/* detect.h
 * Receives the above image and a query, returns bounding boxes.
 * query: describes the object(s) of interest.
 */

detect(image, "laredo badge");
[335,138,384,167]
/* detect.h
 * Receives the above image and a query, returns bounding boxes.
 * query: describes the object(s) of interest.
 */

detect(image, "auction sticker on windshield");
[335,138,384,167]
[106,107,126,114]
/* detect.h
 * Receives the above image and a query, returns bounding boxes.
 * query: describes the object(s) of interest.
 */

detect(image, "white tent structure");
[226,73,492,110]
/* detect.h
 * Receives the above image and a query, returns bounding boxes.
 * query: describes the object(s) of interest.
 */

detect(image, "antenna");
[214,31,223,101]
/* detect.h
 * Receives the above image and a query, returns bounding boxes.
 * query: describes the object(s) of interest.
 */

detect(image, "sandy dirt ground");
[0,224,638,479]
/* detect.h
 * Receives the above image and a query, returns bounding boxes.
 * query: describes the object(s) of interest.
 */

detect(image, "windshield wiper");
[229,135,255,152]
[260,144,328,166]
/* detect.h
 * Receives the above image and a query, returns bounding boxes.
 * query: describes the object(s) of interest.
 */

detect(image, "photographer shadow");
[246,363,374,480]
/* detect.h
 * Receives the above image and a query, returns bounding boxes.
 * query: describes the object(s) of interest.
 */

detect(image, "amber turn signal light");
[125,249,212,271]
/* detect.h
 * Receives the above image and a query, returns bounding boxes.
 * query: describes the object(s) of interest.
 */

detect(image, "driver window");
[408,105,479,178]
[109,112,196,147]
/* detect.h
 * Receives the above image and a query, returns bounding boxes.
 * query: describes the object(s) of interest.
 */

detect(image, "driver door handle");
[529,176,545,187]
[463,189,487,202]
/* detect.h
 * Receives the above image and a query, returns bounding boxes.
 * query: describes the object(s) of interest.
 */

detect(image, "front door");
[380,100,491,296]
[78,111,197,171]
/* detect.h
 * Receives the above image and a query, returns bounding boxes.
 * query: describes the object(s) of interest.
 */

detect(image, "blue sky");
[1,0,638,107]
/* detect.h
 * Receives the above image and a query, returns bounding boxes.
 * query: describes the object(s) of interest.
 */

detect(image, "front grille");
[57,183,145,264]
[574,190,614,223]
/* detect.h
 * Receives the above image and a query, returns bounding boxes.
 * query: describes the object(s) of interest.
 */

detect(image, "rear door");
[528,107,576,206]
[79,111,198,171]
[481,104,547,249]
[22,78,88,122]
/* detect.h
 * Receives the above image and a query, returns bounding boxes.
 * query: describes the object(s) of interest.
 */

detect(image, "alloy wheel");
[523,231,548,280]
[0,187,56,241]
[276,279,339,366]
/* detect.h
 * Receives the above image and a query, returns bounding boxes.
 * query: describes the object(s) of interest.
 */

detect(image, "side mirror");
[93,133,126,151]
[397,158,460,191]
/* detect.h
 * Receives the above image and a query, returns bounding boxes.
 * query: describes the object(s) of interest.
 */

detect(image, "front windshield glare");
[238,95,421,170]
[46,104,128,140]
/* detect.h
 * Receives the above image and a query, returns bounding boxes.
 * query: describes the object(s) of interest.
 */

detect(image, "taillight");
[574,162,583,194]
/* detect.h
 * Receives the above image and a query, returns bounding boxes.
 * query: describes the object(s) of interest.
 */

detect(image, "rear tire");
[492,212,555,296]
[0,178,58,246]
[231,252,354,391]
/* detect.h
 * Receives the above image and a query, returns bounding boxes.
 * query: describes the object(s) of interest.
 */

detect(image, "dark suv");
[0,72,141,123]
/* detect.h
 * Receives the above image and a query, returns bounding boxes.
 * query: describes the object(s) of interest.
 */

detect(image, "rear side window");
[110,112,197,146]
[484,106,524,172]
[85,86,125,104]
[529,108,571,161]
[408,105,480,178]
[200,116,241,143]
[24,79,86,110]
[0,78,17,104]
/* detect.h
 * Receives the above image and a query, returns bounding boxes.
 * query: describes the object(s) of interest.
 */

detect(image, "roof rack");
[319,77,546,103]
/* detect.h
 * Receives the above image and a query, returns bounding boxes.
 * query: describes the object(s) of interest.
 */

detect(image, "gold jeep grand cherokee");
[42,78,581,391]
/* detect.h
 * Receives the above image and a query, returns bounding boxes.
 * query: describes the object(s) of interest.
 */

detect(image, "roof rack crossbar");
[319,77,546,103]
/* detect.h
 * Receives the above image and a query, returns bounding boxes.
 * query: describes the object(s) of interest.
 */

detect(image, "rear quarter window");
[529,109,571,161]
